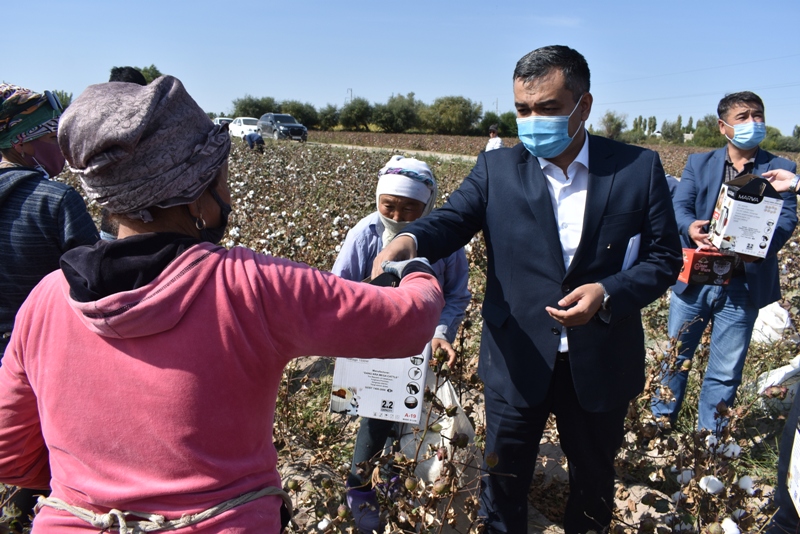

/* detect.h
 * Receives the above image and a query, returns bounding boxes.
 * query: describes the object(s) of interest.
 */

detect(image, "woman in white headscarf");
[331,155,470,533]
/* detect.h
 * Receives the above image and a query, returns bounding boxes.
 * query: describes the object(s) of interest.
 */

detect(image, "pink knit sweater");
[0,243,443,532]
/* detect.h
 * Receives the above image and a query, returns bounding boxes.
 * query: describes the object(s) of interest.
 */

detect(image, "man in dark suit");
[651,92,798,432]
[373,45,682,533]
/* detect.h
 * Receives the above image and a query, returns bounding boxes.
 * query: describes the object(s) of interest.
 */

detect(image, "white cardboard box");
[330,343,430,424]
[709,174,783,259]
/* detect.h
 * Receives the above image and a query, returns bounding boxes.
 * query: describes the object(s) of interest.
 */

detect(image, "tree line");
[212,93,519,138]
[49,64,800,151]
[592,111,800,152]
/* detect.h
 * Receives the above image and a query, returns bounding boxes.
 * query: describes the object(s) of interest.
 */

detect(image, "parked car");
[212,117,233,126]
[257,113,308,142]
[229,117,259,139]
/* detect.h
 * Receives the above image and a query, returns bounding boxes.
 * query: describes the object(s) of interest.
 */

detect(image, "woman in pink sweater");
[0,76,443,533]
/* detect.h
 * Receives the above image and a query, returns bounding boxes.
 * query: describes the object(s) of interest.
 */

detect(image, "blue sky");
[4,0,799,136]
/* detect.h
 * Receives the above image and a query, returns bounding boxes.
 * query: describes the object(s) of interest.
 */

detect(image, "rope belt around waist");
[36,486,292,534]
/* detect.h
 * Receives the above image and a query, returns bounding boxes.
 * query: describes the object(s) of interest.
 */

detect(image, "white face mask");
[378,215,411,247]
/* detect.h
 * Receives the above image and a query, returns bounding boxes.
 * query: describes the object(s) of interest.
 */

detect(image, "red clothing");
[0,243,443,532]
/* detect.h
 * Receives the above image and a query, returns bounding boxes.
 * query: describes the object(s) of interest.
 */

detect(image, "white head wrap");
[375,155,438,246]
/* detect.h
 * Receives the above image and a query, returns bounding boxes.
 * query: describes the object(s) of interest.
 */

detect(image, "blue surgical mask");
[722,120,766,150]
[517,96,584,159]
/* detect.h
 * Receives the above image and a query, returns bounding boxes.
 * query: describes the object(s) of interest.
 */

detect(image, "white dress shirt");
[538,134,590,352]
[486,137,504,151]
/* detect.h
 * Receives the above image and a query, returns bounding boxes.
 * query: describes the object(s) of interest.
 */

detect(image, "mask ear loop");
[30,156,50,179]
[720,120,735,143]
[569,94,587,139]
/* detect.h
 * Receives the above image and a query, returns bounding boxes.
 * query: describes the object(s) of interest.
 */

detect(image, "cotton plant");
[620,320,770,532]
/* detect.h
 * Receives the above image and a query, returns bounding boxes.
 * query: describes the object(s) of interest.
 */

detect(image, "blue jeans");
[651,278,758,431]
[348,417,396,488]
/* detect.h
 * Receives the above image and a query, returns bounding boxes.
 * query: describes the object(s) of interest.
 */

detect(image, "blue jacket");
[332,211,470,343]
[405,136,682,410]
[0,167,99,354]
[671,147,798,309]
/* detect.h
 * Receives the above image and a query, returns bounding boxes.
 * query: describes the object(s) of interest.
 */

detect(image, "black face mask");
[198,187,232,245]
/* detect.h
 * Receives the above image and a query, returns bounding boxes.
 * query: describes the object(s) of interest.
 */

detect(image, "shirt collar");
[724,148,758,165]
[537,132,590,173]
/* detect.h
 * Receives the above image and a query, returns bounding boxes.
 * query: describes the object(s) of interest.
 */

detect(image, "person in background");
[99,66,149,240]
[0,83,98,529]
[651,92,798,433]
[109,66,147,86]
[0,76,444,533]
[485,124,504,151]
[762,167,800,533]
[0,84,100,353]
[244,131,265,152]
[332,155,470,533]
[373,45,682,533]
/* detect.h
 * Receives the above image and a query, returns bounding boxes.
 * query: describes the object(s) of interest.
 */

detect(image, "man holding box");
[651,91,798,432]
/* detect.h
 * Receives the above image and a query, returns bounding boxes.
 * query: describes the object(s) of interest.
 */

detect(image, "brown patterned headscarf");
[58,76,230,221]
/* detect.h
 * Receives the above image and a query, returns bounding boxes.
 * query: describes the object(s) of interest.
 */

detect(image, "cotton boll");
[721,518,740,534]
[676,469,694,485]
[722,442,742,458]
[705,435,718,450]
[700,475,725,494]
[670,491,686,503]
[317,518,331,530]
[737,476,755,495]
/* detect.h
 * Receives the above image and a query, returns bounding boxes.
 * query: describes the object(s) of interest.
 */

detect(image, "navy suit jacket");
[672,147,798,309]
[406,135,682,411]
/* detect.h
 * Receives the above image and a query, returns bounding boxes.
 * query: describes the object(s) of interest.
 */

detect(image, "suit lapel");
[565,136,615,278]
[704,148,727,217]
[753,148,773,175]
[517,155,566,274]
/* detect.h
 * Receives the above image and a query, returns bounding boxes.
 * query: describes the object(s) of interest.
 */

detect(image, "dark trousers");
[769,390,800,533]
[348,417,396,488]
[479,356,627,534]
